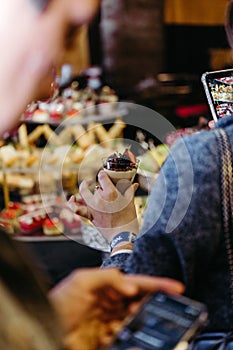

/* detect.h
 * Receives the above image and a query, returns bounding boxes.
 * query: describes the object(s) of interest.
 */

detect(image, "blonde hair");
[0,229,65,349]
[0,282,64,350]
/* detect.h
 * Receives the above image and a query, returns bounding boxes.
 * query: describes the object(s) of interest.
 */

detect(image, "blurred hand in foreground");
[49,268,184,350]
[69,170,139,242]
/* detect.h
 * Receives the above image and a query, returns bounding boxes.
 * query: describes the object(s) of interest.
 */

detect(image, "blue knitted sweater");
[102,116,233,331]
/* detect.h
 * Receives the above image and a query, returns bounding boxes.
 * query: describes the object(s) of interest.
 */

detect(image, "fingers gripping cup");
[103,149,139,192]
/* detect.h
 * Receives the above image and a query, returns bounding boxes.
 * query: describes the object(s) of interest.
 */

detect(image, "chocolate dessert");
[103,149,138,184]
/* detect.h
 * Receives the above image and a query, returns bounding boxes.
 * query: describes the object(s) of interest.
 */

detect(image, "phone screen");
[107,292,208,350]
[201,68,233,122]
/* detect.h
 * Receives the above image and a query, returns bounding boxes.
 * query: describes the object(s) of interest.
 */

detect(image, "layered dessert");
[43,217,64,236]
[0,202,25,233]
[0,209,20,233]
[18,212,46,234]
[103,149,138,184]
[7,202,24,216]
[60,208,81,235]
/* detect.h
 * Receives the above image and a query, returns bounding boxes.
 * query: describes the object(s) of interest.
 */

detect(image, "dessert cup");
[103,167,137,184]
[103,149,139,192]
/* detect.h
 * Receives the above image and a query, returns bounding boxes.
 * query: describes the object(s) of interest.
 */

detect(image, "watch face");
[110,232,137,251]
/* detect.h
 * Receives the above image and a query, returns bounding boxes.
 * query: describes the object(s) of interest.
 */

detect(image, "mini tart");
[43,217,64,236]
[8,202,24,216]
[60,208,82,234]
[0,209,19,232]
[32,109,50,122]
[19,216,44,234]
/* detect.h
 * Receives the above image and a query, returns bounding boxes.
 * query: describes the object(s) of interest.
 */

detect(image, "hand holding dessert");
[78,170,139,243]
[68,148,140,245]
[49,268,184,350]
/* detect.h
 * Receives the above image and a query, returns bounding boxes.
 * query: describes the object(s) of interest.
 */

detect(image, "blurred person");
[0,0,185,349]
[77,0,233,334]
[0,228,183,350]
[0,0,100,135]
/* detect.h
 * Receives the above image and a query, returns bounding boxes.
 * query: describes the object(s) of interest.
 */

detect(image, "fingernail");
[98,170,105,177]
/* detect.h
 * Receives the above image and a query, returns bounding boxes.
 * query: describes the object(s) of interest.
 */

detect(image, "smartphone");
[106,291,208,350]
[201,68,233,122]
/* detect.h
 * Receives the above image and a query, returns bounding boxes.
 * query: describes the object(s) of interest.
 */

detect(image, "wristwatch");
[110,232,137,251]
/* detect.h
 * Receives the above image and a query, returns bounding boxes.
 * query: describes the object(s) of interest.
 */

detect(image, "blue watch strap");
[110,232,137,251]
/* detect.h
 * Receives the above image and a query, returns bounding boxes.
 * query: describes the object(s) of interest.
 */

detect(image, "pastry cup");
[103,167,137,184]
